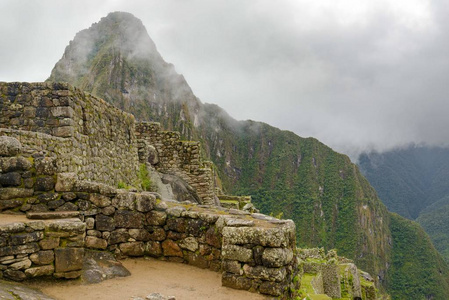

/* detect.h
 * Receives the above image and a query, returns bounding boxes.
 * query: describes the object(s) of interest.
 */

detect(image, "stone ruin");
[0,82,377,299]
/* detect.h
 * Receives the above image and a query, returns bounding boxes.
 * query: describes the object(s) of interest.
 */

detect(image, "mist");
[1,0,449,159]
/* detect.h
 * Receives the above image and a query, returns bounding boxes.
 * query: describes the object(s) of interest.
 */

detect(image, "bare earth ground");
[29,258,270,300]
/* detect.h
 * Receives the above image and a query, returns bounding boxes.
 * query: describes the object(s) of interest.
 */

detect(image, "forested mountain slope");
[359,146,449,263]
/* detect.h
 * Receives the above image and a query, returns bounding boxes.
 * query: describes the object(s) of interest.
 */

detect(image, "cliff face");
[47,12,449,298]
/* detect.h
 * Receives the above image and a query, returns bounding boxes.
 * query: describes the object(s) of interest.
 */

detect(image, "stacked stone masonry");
[136,122,216,205]
[0,82,216,205]
[0,82,139,186]
[0,217,86,281]
[0,132,298,298]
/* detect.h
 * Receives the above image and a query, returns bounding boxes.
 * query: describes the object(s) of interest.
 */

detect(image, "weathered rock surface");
[81,250,130,284]
[0,280,55,300]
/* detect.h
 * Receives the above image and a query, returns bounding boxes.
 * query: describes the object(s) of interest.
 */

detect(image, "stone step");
[26,211,80,220]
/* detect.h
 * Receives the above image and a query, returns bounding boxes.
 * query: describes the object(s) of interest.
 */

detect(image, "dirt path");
[30,258,270,300]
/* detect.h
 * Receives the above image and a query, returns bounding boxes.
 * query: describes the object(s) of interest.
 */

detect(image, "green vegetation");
[138,163,152,191]
[117,181,131,189]
[359,147,449,263]
[386,213,449,299]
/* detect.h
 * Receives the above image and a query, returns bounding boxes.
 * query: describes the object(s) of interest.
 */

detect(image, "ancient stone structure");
[136,122,216,205]
[298,248,376,299]
[0,138,298,296]
[0,82,377,299]
[0,82,216,204]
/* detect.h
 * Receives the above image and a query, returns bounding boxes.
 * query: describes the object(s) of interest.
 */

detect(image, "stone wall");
[0,82,139,186]
[0,217,85,281]
[136,122,216,205]
[0,136,298,298]
[0,82,216,200]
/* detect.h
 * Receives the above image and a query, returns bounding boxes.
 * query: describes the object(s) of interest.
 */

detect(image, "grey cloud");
[1,0,449,160]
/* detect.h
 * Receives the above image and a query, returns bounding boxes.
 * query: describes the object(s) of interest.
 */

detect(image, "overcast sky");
[1,0,449,158]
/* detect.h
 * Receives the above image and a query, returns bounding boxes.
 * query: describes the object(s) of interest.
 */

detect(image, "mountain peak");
[48,11,162,85]
[47,11,198,127]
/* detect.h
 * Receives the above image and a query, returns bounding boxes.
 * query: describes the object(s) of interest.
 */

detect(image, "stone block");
[0,172,22,186]
[221,273,252,291]
[166,218,187,233]
[44,219,86,237]
[148,145,159,165]
[35,157,57,175]
[26,221,45,231]
[0,222,26,234]
[27,211,80,220]
[114,210,144,228]
[55,173,77,192]
[178,237,199,252]
[89,193,112,208]
[10,258,32,270]
[85,217,95,230]
[85,236,108,250]
[35,177,56,191]
[108,229,130,245]
[119,242,144,256]
[166,206,186,217]
[147,226,166,241]
[135,193,155,212]
[145,241,162,257]
[53,270,81,279]
[129,229,151,241]
[102,206,115,216]
[54,247,84,272]
[47,199,65,209]
[96,214,115,231]
[259,281,284,296]
[25,264,54,278]
[222,245,253,263]
[62,192,77,201]
[146,210,167,226]
[186,219,207,237]
[166,231,185,240]
[184,252,209,269]
[243,264,287,282]
[222,225,294,248]
[4,269,26,281]
[0,199,25,211]
[162,240,183,257]
[51,106,74,118]
[0,243,40,256]
[0,157,32,172]
[224,218,254,227]
[0,136,21,157]
[37,192,59,203]
[222,260,242,275]
[112,192,136,210]
[262,248,293,268]
[0,188,33,200]
[30,250,55,265]
[10,231,44,245]
[87,230,102,237]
